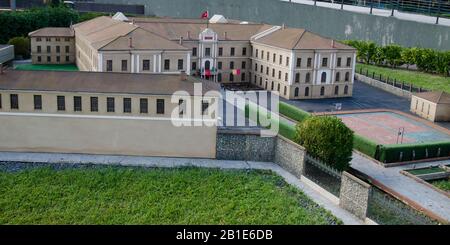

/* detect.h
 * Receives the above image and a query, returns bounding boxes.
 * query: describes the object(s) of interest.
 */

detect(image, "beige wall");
[0,113,216,158]
[411,95,450,122]
[30,36,75,64]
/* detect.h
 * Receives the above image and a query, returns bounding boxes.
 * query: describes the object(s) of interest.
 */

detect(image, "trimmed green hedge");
[379,141,450,163]
[245,103,296,141]
[279,102,311,123]
[353,134,379,159]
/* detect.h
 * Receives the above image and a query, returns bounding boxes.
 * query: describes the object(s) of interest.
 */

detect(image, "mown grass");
[356,63,450,93]
[430,179,450,192]
[0,167,341,225]
[15,64,79,71]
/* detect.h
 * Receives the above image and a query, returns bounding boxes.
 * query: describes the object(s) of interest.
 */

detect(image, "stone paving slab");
[0,151,363,225]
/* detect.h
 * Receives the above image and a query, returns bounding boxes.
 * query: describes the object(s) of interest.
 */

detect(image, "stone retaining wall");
[356,74,412,99]
[339,171,372,220]
[274,136,306,179]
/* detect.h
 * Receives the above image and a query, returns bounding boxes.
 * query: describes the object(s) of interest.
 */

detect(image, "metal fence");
[303,154,342,197]
[367,186,438,225]
[357,67,430,93]
[292,0,450,23]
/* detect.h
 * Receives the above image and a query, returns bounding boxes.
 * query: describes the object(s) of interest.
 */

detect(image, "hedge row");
[245,102,296,141]
[378,141,450,163]
[342,40,450,76]
[353,134,379,159]
[279,101,311,123]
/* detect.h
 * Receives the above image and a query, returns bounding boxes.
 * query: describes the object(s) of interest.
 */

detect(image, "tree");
[382,45,403,68]
[294,116,354,171]
[8,37,30,59]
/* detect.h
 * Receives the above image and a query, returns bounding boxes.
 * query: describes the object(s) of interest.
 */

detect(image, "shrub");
[382,45,404,67]
[279,102,311,123]
[294,116,353,171]
[8,37,30,59]
[378,141,450,163]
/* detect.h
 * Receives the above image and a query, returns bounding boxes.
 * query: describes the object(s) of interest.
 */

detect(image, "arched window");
[260,77,262,86]
[271,81,274,90]
[277,83,280,92]
[344,85,349,95]
[345,72,350,82]
[305,73,311,83]
[205,60,211,70]
[334,86,339,95]
[217,73,222,82]
[321,72,327,83]
[294,87,299,97]
[305,87,309,96]
[284,86,287,95]
[320,86,325,96]
[335,72,340,82]
[265,81,268,89]
[229,73,234,82]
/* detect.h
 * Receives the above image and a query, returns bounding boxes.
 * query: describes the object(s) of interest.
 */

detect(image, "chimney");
[224,32,227,40]
[180,71,187,81]
[179,36,183,45]
[331,40,335,48]
[129,36,133,48]
[282,23,286,29]
[186,31,190,40]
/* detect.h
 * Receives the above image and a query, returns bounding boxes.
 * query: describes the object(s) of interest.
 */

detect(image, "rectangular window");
[322,58,328,67]
[65,56,69,62]
[296,58,301,67]
[229,61,234,69]
[273,53,276,63]
[90,97,98,112]
[121,60,127,71]
[46,37,51,42]
[205,48,211,57]
[218,47,223,56]
[46,46,51,53]
[56,56,60,63]
[218,62,222,70]
[178,59,183,70]
[156,99,165,114]
[123,98,131,113]
[255,49,258,58]
[10,94,18,109]
[73,96,82,111]
[37,46,41,53]
[56,46,60,53]
[106,60,113,71]
[202,101,209,115]
[286,57,290,66]
[229,73,234,82]
[107,97,115,112]
[192,62,197,70]
[346,57,351,67]
[38,56,42,62]
[267,52,270,61]
[307,58,312,67]
[230,47,235,56]
[285,73,288,82]
[241,61,246,69]
[56,38,60,42]
[192,47,197,57]
[241,72,246,81]
[164,59,170,70]
[261,50,264,59]
[34,95,42,110]
[65,46,70,53]
[337,57,342,67]
[36,37,41,42]
[65,38,70,42]
[143,59,150,71]
[140,98,148,114]
[57,96,65,111]
[47,56,51,62]
[242,47,247,56]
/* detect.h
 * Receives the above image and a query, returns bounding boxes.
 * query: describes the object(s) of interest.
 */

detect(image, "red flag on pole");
[200,11,209,19]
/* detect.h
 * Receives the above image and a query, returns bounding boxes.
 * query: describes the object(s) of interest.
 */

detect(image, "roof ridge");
[292,29,307,49]
[97,26,138,50]
[135,26,189,49]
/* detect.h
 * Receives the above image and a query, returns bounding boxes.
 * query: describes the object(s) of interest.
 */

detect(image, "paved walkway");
[351,152,450,223]
[0,151,364,225]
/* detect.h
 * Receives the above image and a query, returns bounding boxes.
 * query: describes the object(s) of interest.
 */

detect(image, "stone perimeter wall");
[356,73,412,99]
[216,128,372,220]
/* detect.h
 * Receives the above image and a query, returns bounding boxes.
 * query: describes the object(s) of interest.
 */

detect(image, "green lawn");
[430,179,450,192]
[0,167,341,225]
[15,64,79,72]
[356,63,450,93]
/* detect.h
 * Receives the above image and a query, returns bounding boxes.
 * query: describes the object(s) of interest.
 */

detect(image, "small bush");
[8,37,30,59]
[279,102,311,123]
[295,116,353,171]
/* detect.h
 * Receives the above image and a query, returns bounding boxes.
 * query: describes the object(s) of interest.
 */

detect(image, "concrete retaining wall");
[96,0,450,50]
[356,73,412,99]
[339,171,371,220]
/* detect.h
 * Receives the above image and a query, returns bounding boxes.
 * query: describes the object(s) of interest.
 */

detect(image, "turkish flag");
[200,11,209,19]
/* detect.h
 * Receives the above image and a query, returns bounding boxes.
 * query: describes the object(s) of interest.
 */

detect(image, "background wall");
[95,0,450,50]
[0,113,217,158]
